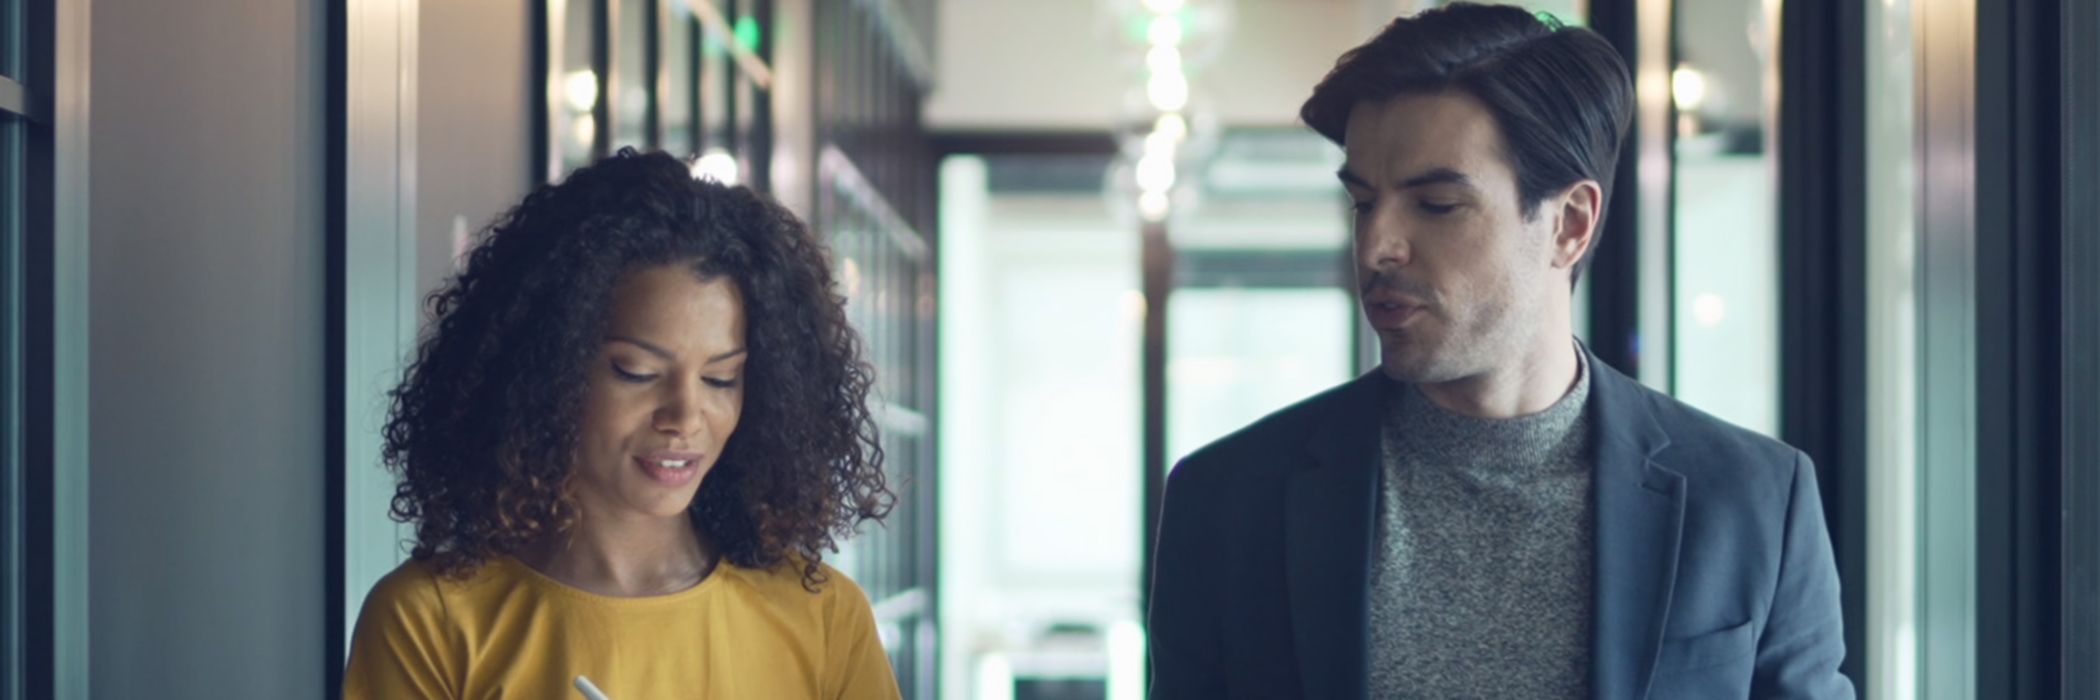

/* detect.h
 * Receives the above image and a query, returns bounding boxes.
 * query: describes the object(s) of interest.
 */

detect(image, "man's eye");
[1418,201,1458,215]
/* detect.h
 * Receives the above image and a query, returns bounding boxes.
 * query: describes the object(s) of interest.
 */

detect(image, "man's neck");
[1415,333,1582,420]
[524,510,716,598]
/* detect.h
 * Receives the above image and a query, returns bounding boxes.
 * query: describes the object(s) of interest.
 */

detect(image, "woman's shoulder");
[721,557,871,610]
[718,557,882,646]
[724,558,895,696]
[362,558,446,613]
[360,555,521,619]
[347,558,461,666]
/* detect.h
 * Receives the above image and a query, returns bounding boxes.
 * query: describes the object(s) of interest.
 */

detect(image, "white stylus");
[574,675,613,700]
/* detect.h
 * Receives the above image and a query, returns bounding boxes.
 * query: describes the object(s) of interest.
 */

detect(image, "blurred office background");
[3,0,2097,698]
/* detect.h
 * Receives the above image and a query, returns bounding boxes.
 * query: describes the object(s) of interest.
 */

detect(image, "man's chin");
[1378,346,1458,384]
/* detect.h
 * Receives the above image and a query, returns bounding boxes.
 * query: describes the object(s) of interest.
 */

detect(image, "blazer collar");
[1585,354,1685,700]
[1285,370,1388,700]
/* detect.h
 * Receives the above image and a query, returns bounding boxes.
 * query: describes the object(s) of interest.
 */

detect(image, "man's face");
[1339,91,1569,385]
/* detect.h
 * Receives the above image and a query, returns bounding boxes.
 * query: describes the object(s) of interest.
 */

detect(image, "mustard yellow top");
[343,555,901,700]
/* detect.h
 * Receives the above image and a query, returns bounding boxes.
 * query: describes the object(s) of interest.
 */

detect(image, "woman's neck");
[523,511,718,598]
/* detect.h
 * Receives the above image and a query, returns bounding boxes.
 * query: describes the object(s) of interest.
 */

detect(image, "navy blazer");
[1147,354,1854,699]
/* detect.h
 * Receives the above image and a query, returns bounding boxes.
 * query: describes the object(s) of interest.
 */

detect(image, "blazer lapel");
[1587,358,1685,700]
[1285,371,1387,700]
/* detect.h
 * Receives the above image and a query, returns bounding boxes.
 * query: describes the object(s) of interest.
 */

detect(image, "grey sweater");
[1367,356,1595,698]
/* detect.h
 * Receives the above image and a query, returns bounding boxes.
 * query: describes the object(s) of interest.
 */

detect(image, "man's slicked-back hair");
[1301,2,1633,283]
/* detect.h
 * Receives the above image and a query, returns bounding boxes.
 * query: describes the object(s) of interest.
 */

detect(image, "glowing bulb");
[1147,45,1182,75]
[691,149,740,185]
[1139,191,1171,222]
[1147,15,1183,47]
[571,114,597,147]
[1144,130,1177,158]
[1672,65,1707,110]
[1135,153,1176,193]
[733,15,761,52]
[563,70,599,112]
[1147,71,1189,112]
[1153,113,1188,142]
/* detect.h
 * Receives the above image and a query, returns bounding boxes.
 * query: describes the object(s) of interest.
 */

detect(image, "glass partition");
[1669,0,1779,436]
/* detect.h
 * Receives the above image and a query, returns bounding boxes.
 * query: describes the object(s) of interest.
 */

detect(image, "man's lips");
[1362,293,1429,330]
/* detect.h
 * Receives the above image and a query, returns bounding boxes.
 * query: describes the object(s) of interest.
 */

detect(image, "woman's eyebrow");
[606,336,747,364]
[605,335,676,361]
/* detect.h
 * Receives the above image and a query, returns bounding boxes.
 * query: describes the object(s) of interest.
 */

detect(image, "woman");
[345,149,899,699]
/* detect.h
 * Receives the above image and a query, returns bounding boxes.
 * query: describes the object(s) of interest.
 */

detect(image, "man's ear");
[1548,180,1603,270]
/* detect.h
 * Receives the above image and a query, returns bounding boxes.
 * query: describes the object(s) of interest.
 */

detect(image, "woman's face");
[569,263,747,522]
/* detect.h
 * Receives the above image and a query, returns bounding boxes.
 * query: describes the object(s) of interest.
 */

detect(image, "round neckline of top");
[496,554,734,606]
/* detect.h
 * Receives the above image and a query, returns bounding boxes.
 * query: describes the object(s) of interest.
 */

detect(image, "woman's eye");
[703,376,742,389]
[611,363,656,382]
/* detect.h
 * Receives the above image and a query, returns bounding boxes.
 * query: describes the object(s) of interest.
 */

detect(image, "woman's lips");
[635,451,705,486]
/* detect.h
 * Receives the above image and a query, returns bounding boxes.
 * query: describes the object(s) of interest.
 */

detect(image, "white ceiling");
[927,0,1423,131]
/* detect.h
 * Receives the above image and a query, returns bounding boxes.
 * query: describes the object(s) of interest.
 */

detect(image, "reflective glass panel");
[612,0,651,150]
[556,0,602,174]
[936,154,1143,700]
[1165,130,1356,466]
[661,7,696,158]
[1670,0,1779,436]
[698,0,732,154]
[1865,0,1919,695]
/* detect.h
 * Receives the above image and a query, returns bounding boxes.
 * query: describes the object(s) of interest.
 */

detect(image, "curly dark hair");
[383,148,893,590]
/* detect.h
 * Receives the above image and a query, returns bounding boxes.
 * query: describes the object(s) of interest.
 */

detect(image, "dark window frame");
[1584,0,1672,384]
[1774,0,1869,691]
[1975,1,2061,694]
[11,0,85,697]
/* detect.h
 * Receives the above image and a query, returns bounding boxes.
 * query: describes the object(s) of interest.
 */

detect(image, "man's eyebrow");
[606,335,676,361]
[1399,167,1478,190]
[1335,166,1479,190]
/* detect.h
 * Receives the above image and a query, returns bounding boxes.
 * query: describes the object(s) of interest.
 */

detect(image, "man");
[1146,4,1853,698]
